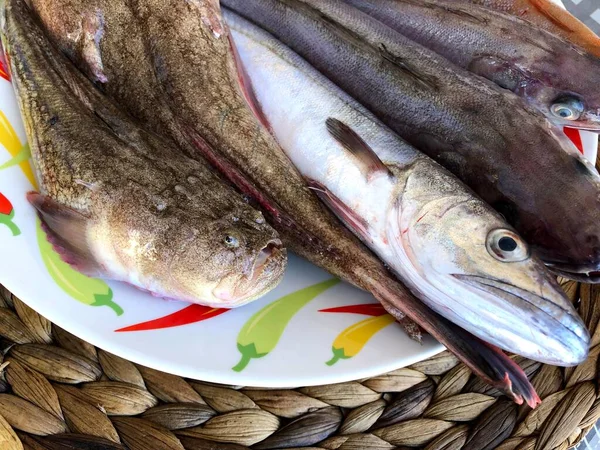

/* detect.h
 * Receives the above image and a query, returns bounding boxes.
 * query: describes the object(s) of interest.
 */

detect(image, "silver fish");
[226,9,589,366]
[222,0,600,284]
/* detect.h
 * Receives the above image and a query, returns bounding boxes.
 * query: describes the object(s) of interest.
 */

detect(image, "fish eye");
[550,96,584,121]
[486,229,529,262]
[224,235,239,248]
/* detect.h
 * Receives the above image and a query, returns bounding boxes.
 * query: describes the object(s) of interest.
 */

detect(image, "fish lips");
[452,274,589,366]
[213,240,287,306]
[546,262,600,283]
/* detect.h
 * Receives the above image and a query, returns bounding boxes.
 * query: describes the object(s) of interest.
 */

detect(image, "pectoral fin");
[326,118,392,181]
[307,179,373,244]
[27,192,102,276]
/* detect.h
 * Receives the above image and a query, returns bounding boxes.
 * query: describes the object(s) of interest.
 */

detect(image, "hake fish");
[463,0,600,58]
[1,0,287,308]
[226,10,589,366]
[223,0,600,283]
[344,0,600,131]
[28,0,542,405]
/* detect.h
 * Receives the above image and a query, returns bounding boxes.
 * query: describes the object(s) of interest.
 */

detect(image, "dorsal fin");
[326,118,393,180]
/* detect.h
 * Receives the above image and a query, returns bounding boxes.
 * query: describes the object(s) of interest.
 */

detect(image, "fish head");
[393,174,589,365]
[505,122,600,280]
[521,52,600,131]
[165,208,287,308]
[529,87,600,131]
[94,191,287,308]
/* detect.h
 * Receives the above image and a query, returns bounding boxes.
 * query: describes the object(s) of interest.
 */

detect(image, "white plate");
[0,55,446,387]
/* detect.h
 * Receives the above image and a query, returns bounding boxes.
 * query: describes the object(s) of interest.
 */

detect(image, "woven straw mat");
[0,272,598,450]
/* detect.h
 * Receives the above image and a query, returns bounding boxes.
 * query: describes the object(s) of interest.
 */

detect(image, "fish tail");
[369,275,540,408]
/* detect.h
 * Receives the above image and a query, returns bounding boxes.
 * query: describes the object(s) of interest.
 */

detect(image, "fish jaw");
[386,179,588,365]
[374,281,541,408]
[212,240,287,307]
[452,274,589,365]
[546,263,600,284]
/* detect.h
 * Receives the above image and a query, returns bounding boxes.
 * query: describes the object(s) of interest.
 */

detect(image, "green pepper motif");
[36,218,123,316]
[233,278,340,372]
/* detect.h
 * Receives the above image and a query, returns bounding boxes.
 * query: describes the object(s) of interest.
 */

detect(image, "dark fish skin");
[343,0,600,131]
[28,0,542,406]
[222,0,600,282]
[462,0,600,58]
[1,0,287,308]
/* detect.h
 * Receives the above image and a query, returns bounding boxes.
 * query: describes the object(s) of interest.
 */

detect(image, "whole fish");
[464,0,600,58]
[27,0,542,405]
[1,0,287,308]
[344,0,600,131]
[223,0,600,283]
[227,10,588,366]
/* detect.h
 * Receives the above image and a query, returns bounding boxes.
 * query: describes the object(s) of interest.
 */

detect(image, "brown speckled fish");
[1,0,287,308]
[344,0,600,131]
[29,0,541,406]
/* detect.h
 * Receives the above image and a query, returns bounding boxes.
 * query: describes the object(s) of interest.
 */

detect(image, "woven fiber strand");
[0,280,597,450]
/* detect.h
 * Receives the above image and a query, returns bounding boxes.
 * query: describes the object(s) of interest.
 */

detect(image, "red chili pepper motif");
[564,127,584,154]
[0,192,20,236]
[319,303,387,317]
[0,51,10,82]
[115,304,229,332]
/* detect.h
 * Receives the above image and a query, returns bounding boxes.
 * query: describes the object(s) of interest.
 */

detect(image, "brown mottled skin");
[28,0,420,329]
[464,0,600,58]
[3,0,287,307]
[26,0,543,404]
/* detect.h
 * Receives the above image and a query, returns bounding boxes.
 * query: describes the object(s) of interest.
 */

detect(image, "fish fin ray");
[306,179,373,244]
[530,0,576,32]
[378,43,439,91]
[28,192,103,276]
[325,118,392,181]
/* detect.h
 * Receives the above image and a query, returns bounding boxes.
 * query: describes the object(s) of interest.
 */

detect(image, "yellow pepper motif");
[0,110,36,187]
[326,314,395,366]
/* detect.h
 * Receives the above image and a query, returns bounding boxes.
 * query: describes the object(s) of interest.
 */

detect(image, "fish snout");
[213,239,287,306]
[453,275,590,366]
[546,259,600,283]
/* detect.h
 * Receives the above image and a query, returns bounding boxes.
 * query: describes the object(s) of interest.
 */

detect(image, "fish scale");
[463,0,600,57]
[343,0,600,131]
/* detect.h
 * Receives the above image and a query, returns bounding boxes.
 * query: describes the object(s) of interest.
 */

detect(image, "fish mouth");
[213,239,287,305]
[452,274,589,365]
[546,261,600,283]
[569,123,600,132]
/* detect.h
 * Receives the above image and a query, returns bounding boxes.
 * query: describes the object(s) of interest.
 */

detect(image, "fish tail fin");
[370,275,540,408]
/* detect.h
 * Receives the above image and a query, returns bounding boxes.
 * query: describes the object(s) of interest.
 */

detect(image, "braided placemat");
[0,280,597,450]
